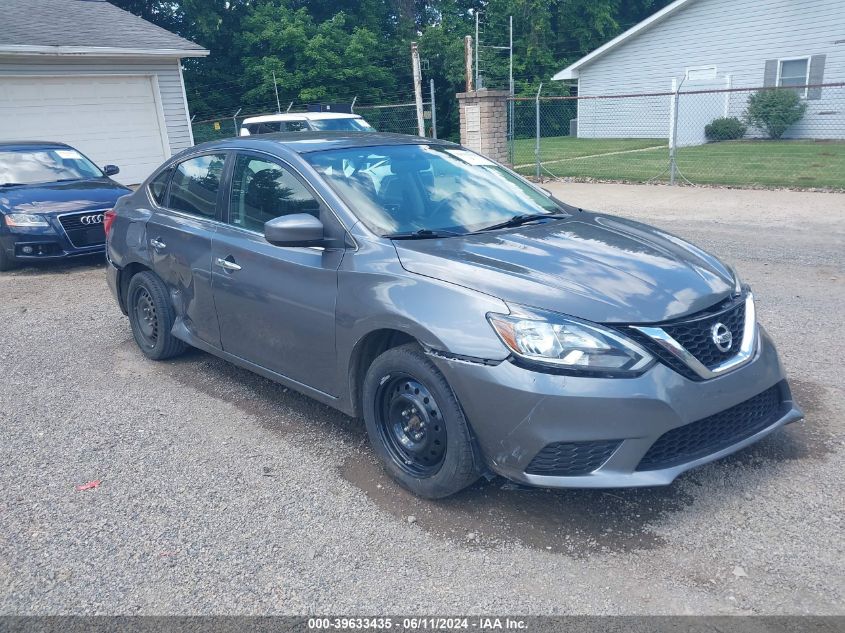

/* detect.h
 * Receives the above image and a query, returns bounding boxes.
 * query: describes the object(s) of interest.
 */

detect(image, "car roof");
[195,131,458,155]
[0,140,73,151]
[242,112,363,124]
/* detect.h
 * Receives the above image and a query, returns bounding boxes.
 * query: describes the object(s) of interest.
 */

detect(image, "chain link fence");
[355,102,436,137]
[509,83,845,190]
[191,101,434,145]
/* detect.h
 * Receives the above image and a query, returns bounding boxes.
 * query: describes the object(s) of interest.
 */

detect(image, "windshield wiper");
[0,182,25,188]
[384,228,464,240]
[475,211,568,233]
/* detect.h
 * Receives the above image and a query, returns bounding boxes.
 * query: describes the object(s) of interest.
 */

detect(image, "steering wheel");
[428,193,468,226]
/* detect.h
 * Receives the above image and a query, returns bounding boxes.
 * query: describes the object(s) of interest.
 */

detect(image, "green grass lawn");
[512,136,666,167]
[513,137,845,189]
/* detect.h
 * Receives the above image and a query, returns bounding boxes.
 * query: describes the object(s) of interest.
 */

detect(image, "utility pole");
[509,15,513,96]
[509,15,514,165]
[464,36,474,91]
[535,84,542,179]
[411,42,425,137]
[475,11,479,90]
[429,78,437,138]
[272,70,281,113]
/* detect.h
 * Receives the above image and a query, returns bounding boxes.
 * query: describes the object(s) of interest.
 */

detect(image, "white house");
[553,0,845,144]
[0,0,208,184]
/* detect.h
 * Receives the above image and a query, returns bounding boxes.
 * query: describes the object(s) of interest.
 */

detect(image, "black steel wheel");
[126,271,186,360]
[132,285,159,348]
[362,343,481,498]
[375,374,447,477]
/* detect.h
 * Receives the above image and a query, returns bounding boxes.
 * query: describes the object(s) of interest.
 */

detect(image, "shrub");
[705,117,747,141]
[746,89,807,139]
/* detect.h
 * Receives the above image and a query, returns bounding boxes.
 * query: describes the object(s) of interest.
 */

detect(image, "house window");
[778,58,809,96]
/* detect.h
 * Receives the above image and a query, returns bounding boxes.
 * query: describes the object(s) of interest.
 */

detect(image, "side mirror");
[103,165,120,177]
[264,213,324,247]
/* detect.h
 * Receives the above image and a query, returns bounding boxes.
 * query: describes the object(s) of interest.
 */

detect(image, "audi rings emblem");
[80,214,104,225]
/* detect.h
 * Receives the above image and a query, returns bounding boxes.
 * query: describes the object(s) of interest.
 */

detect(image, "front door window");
[228,155,320,232]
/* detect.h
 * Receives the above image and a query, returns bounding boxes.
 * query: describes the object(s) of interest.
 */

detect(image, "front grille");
[59,212,106,248]
[663,300,745,369]
[636,383,783,471]
[625,297,746,380]
[525,439,621,476]
[625,328,701,381]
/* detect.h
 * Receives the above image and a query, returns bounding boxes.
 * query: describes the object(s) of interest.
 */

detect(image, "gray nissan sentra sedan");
[105,132,803,498]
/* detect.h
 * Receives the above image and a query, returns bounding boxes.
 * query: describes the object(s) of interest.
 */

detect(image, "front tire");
[362,343,481,498]
[126,271,186,360]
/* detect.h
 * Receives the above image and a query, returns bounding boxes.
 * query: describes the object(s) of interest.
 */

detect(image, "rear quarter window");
[147,169,172,206]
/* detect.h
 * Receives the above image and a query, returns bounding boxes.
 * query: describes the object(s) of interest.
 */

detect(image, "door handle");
[215,257,242,272]
[150,238,166,250]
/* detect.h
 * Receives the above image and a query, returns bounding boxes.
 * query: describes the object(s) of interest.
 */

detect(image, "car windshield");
[305,144,564,236]
[308,118,375,132]
[0,148,103,186]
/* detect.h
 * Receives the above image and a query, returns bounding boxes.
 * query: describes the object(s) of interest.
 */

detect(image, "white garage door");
[0,75,170,185]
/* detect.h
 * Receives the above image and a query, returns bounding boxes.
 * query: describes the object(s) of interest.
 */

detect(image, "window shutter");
[807,55,826,100]
[763,59,778,87]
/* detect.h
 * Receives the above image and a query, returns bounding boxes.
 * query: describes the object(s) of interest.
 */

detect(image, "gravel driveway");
[1,183,843,615]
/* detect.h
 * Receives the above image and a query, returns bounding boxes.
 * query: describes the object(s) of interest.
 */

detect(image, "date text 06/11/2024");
[307,617,529,630]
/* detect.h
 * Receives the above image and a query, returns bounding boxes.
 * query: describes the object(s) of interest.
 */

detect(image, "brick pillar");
[456,89,510,166]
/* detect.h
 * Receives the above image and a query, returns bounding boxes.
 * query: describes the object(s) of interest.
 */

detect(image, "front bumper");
[0,221,104,262]
[431,327,803,488]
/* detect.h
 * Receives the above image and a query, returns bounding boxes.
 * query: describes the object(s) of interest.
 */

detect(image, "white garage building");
[0,0,208,185]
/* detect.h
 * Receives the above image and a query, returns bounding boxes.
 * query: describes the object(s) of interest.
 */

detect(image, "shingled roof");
[0,0,208,57]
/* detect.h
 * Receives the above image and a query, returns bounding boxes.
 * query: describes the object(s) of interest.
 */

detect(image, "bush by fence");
[746,89,808,139]
[705,117,747,141]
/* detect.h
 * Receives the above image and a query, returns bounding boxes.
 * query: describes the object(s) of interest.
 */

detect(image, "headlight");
[488,312,653,376]
[4,213,49,228]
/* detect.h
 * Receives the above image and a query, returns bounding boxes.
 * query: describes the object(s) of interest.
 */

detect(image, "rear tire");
[126,271,186,360]
[0,246,16,272]
[362,343,481,499]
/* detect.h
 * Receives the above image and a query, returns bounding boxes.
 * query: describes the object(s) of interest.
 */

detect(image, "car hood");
[394,212,735,324]
[0,179,130,215]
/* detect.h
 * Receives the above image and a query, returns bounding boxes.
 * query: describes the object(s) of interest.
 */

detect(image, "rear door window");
[168,154,226,219]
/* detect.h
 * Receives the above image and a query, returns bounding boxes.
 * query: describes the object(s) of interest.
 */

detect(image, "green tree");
[237,6,397,107]
[108,0,676,137]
